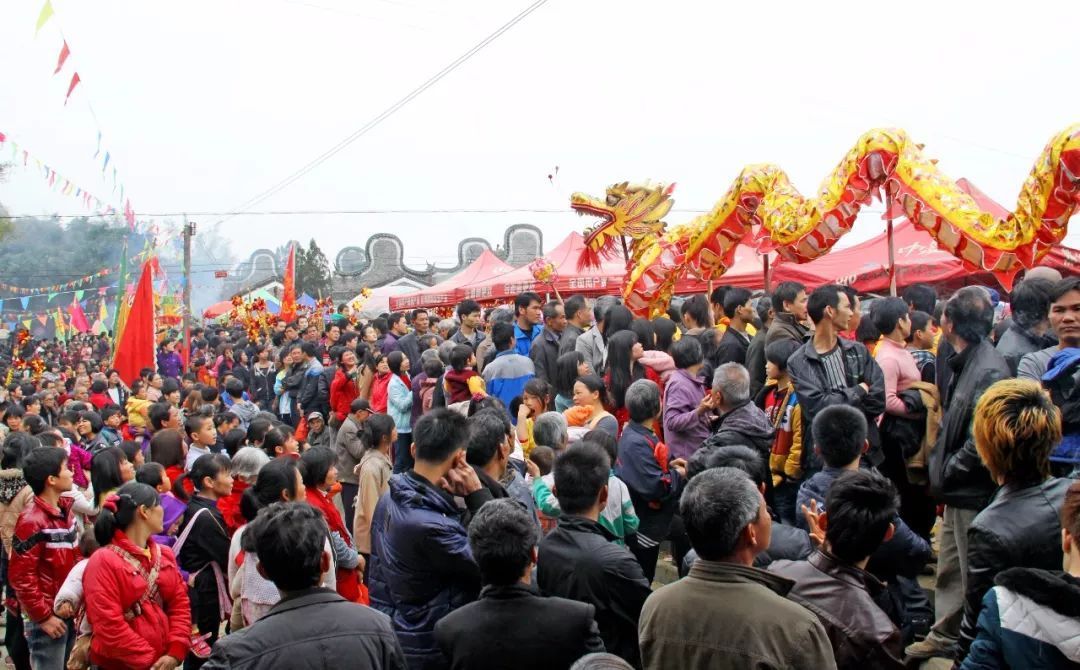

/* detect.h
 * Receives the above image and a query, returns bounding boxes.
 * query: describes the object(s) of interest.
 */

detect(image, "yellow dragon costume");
[572,126,1080,316]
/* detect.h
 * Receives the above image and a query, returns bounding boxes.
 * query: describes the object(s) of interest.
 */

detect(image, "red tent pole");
[763,255,772,292]
[886,191,897,296]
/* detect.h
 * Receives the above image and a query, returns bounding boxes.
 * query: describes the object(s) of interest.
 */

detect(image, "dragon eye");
[606,195,619,206]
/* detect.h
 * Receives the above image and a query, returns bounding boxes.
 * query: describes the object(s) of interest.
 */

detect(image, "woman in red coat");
[329,349,360,425]
[299,447,365,604]
[83,482,191,670]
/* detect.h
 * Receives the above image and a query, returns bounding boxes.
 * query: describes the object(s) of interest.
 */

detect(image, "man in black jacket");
[529,301,566,384]
[787,284,886,473]
[537,441,652,668]
[436,499,605,670]
[908,286,1011,661]
[745,295,773,399]
[397,309,438,372]
[765,281,810,347]
[714,288,754,366]
[558,294,591,356]
[205,503,405,670]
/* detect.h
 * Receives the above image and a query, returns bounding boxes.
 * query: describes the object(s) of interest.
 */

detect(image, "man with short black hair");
[714,288,754,366]
[910,286,1011,661]
[296,341,327,418]
[575,296,619,373]
[559,294,591,355]
[902,283,937,316]
[709,286,730,326]
[638,467,835,670]
[997,278,1056,375]
[513,292,543,357]
[771,470,904,669]
[766,281,810,347]
[530,301,566,384]
[1019,276,1080,381]
[435,499,605,669]
[224,377,259,431]
[537,442,651,668]
[149,401,181,432]
[466,410,539,523]
[381,312,408,355]
[10,447,78,669]
[745,295,774,399]
[368,409,492,669]
[398,309,436,371]
[452,299,484,350]
[788,284,886,473]
[204,503,405,669]
[335,398,371,525]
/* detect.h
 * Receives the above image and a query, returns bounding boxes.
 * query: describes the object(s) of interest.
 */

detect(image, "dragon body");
[572,126,1080,316]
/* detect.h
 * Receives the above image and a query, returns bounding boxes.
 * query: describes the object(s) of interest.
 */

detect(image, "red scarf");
[306,487,366,604]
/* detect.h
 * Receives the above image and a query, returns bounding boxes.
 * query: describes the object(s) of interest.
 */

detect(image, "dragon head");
[571,182,675,269]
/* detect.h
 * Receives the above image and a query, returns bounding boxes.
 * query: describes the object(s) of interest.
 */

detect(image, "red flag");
[68,297,90,333]
[280,243,297,322]
[124,199,135,229]
[54,41,70,74]
[112,260,155,386]
[64,72,80,105]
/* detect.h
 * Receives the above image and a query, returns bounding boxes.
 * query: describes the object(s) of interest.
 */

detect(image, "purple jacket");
[381,332,400,356]
[662,368,711,460]
[157,351,183,380]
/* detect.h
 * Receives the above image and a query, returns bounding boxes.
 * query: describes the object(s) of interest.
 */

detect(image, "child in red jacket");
[9,447,79,668]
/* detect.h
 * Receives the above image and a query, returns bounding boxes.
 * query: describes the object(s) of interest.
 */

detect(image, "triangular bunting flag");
[36,315,47,326]
[64,72,81,106]
[53,40,69,74]
[75,290,84,300]
[19,297,29,310]
[47,292,57,302]
[21,320,31,330]
[35,0,54,35]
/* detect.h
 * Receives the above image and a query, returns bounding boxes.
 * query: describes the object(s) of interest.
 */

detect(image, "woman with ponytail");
[227,458,335,627]
[300,447,365,604]
[353,414,395,561]
[174,454,232,665]
[82,482,191,669]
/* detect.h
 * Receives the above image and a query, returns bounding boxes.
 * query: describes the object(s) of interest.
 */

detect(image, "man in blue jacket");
[482,322,535,412]
[368,409,494,670]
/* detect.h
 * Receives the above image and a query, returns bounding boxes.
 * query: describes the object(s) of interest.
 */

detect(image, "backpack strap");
[171,506,209,558]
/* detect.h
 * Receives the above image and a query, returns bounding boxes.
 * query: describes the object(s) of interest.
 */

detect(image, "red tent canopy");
[389,249,513,310]
[459,232,626,302]
[771,219,966,292]
[203,300,234,319]
[678,245,774,293]
[772,177,1079,293]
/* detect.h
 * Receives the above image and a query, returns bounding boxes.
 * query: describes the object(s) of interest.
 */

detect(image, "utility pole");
[182,217,196,372]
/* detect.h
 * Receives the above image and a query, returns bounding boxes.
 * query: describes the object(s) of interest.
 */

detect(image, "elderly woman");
[661,337,715,460]
[615,379,687,581]
[956,379,1071,663]
[533,411,568,452]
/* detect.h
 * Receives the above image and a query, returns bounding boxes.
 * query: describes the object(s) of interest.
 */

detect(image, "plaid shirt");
[909,348,935,374]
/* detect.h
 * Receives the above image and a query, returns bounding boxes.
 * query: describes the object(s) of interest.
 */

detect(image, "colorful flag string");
[33,0,137,229]
[0,131,126,223]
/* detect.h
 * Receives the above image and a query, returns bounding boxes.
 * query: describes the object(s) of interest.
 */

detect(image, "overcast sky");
[2,0,1078,275]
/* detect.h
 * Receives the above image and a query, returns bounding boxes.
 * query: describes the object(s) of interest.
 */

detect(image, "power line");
[215,0,551,225]
[0,207,889,220]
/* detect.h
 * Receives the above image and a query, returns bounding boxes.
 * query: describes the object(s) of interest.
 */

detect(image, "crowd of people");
[0,269,1077,669]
